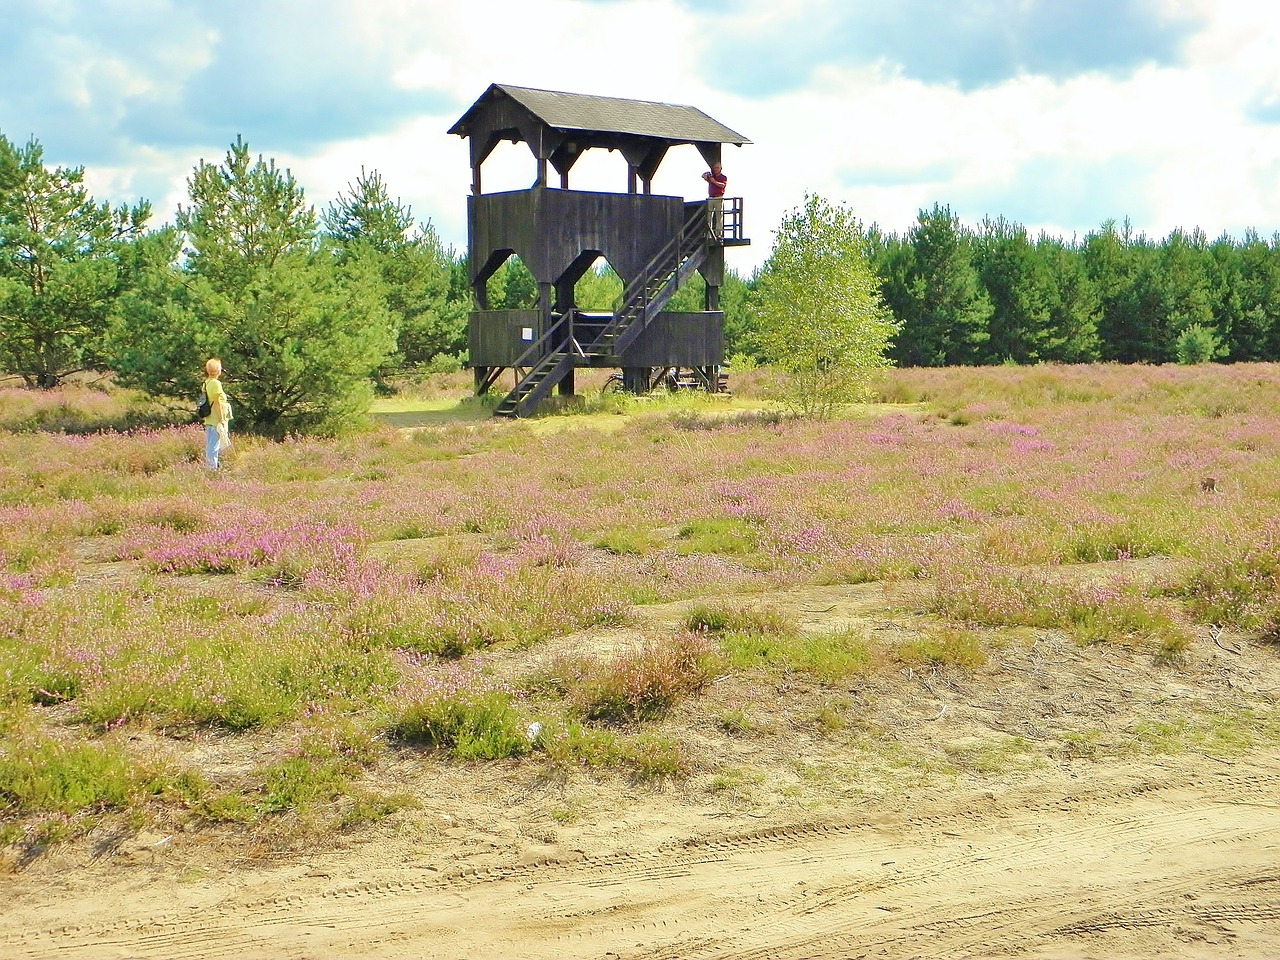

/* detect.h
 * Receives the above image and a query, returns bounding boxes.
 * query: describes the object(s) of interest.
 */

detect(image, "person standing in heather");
[202,358,231,470]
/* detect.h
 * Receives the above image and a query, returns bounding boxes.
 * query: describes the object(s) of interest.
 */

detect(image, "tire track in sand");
[5,761,1279,959]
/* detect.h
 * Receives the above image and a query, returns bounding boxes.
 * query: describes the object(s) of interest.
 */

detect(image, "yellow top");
[203,378,229,427]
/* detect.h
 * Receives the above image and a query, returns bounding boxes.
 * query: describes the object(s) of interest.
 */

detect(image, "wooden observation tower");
[448,84,750,417]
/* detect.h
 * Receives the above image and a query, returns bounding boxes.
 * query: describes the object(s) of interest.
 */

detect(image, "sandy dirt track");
[3,750,1278,960]
[4,573,1278,958]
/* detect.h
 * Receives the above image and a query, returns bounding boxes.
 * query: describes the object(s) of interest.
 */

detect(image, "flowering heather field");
[1,364,1279,854]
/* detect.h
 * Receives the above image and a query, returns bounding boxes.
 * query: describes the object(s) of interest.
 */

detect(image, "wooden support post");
[539,282,553,340]
[622,367,650,393]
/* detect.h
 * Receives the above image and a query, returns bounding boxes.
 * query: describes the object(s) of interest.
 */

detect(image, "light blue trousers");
[205,425,220,470]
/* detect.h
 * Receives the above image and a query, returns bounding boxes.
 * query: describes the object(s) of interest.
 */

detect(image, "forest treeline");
[866,203,1280,368]
[5,132,1280,429]
[457,200,1280,370]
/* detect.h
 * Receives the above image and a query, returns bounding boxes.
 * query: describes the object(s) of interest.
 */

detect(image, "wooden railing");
[720,197,744,242]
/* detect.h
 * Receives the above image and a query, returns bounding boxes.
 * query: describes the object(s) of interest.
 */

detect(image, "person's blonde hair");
[204,358,222,377]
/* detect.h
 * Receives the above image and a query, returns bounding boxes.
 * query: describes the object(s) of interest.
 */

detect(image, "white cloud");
[14,0,1280,272]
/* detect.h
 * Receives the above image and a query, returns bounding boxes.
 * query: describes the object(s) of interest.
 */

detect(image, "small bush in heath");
[592,526,664,555]
[389,665,530,760]
[808,696,856,735]
[539,720,624,769]
[133,521,364,582]
[682,603,792,636]
[930,565,1194,656]
[565,633,719,724]
[675,517,759,556]
[622,734,689,781]
[946,736,1038,775]
[3,583,402,732]
[792,629,877,682]
[716,707,753,736]
[256,716,415,829]
[0,384,177,435]
[1174,529,1280,630]
[896,628,988,671]
[536,721,689,780]
[254,756,351,816]
[343,563,630,658]
[718,624,874,683]
[0,734,163,817]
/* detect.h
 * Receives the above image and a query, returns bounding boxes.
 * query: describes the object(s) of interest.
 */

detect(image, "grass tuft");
[682,603,792,636]
[534,633,719,725]
[675,518,758,556]
[390,689,531,760]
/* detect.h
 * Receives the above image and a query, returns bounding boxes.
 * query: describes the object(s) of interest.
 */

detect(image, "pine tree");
[110,138,394,434]
[0,135,148,387]
[899,204,991,366]
[324,169,467,367]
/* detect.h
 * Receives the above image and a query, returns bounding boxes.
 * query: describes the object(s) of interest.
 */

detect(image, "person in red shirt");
[702,162,727,198]
[701,162,727,238]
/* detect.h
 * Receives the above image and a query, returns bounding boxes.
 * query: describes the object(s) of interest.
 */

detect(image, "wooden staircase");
[494,205,711,418]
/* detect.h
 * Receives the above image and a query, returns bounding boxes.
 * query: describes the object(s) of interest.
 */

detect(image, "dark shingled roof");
[450,84,750,146]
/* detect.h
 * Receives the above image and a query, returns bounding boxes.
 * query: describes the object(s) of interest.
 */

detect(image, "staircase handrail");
[617,207,707,310]
[507,309,575,373]
[598,207,709,348]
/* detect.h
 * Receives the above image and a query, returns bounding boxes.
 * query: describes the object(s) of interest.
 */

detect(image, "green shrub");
[256,757,349,814]
[897,628,987,670]
[719,631,792,672]
[946,736,1037,774]
[720,626,873,682]
[623,734,687,781]
[0,737,159,815]
[60,611,401,732]
[345,567,629,658]
[809,696,855,734]
[683,603,792,635]
[675,517,758,556]
[1175,541,1280,629]
[794,630,876,681]
[932,568,1194,654]
[539,720,622,768]
[593,527,663,555]
[1066,522,1180,563]
[537,722,687,780]
[716,708,753,736]
[390,690,531,760]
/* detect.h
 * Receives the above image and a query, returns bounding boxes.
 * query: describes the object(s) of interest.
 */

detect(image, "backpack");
[196,382,212,421]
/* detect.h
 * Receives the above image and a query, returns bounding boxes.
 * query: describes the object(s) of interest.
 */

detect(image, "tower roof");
[449,83,750,147]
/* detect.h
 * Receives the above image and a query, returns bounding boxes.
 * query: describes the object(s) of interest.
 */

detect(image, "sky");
[4,0,1280,273]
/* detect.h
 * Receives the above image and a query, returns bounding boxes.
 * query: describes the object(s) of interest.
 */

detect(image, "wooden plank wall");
[469,309,542,367]
[469,188,685,287]
[620,312,725,368]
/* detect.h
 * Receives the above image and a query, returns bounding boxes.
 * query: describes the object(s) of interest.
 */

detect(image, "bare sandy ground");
[2,571,1278,958]
[2,750,1277,959]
